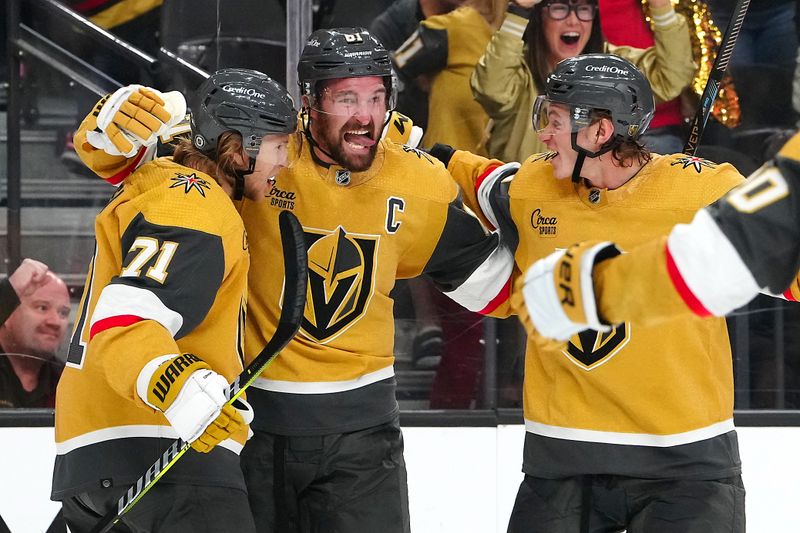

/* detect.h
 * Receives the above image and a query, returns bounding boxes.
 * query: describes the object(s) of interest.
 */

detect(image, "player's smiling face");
[537,102,578,179]
[543,1,594,67]
[246,133,290,201]
[311,76,387,171]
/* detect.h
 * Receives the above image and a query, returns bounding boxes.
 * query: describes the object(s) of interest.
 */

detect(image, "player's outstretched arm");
[515,133,800,339]
[73,85,186,184]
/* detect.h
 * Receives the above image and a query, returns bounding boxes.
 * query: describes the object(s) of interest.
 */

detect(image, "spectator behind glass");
[599,0,696,155]
[472,0,694,162]
[0,261,69,408]
[370,0,469,130]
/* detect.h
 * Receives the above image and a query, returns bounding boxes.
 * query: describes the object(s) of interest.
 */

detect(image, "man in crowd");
[0,261,69,408]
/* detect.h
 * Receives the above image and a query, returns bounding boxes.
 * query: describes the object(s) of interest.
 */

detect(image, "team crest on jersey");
[561,323,631,370]
[670,156,716,173]
[170,172,211,196]
[401,144,434,164]
[301,226,378,343]
[532,151,557,162]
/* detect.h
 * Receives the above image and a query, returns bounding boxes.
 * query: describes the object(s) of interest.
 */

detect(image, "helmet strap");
[232,157,256,201]
[569,131,619,183]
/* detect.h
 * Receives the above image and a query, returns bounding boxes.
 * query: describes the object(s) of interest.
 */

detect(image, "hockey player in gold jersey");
[237,28,511,533]
[519,131,800,339]
[433,54,747,532]
[52,70,296,532]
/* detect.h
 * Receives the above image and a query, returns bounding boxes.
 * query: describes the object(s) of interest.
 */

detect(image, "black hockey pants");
[507,474,746,533]
[61,483,257,533]
[241,418,411,533]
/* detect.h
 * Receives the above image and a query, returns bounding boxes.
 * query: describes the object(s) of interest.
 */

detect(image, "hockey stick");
[90,210,307,533]
[682,0,750,156]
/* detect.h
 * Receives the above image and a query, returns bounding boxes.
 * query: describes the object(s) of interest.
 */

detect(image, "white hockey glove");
[137,353,250,453]
[381,110,424,148]
[87,85,186,158]
[514,241,621,341]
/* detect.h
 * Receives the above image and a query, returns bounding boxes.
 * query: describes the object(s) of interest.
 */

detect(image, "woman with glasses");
[471,0,694,162]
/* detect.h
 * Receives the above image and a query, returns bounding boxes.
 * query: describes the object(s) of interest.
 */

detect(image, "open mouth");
[561,32,580,45]
[343,129,376,151]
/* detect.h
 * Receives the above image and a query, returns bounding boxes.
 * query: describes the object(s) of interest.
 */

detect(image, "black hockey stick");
[682,0,750,156]
[91,210,307,533]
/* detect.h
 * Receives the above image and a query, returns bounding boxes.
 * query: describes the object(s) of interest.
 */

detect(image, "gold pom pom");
[642,0,740,127]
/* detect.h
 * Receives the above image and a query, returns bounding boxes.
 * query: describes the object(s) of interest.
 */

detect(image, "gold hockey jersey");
[449,150,746,479]
[52,158,250,498]
[242,137,510,435]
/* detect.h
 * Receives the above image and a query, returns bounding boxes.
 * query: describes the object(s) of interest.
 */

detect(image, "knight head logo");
[302,226,378,343]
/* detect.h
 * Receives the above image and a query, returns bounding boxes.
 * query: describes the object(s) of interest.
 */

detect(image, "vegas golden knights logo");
[302,226,378,343]
[562,323,630,370]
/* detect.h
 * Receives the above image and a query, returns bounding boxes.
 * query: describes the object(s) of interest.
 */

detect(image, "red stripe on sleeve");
[665,245,712,317]
[479,278,511,315]
[90,315,144,339]
[474,164,501,194]
[106,147,146,186]
[783,287,798,301]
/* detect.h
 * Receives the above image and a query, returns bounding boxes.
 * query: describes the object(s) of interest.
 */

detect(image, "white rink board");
[1,425,797,532]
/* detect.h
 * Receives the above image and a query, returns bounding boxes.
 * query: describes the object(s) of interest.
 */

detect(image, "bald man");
[0,268,70,408]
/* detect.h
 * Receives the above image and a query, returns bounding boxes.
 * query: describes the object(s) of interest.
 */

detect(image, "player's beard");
[317,114,378,172]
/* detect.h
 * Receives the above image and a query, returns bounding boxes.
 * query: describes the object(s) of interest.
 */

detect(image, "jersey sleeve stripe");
[105,145,149,186]
[444,243,514,312]
[90,314,145,339]
[475,163,501,194]
[666,208,761,317]
[479,277,511,315]
[90,283,184,337]
[665,244,712,317]
[476,162,520,231]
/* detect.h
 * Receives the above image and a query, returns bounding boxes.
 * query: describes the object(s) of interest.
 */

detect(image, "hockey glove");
[87,85,186,158]
[136,353,249,453]
[513,241,621,341]
[381,110,424,148]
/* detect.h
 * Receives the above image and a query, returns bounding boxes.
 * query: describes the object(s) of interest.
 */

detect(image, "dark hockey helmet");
[533,54,655,143]
[297,27,396,108]
[190,68,297,158]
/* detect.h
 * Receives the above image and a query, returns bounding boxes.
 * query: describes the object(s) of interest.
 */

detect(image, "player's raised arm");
[514,132,800,339]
